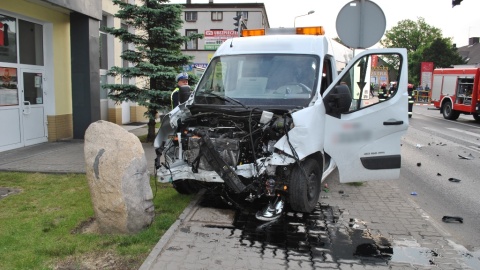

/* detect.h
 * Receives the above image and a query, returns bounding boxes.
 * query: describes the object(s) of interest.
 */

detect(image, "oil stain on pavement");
[199,193,442,268]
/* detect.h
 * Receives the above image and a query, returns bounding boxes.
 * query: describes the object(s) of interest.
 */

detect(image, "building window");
[185,29,198,50]
[236,11,248,20]
[211,11,223,21]
[185,11,197,22]
[99,15,108,70]
[0,14,17,64]
[19,20,43,66]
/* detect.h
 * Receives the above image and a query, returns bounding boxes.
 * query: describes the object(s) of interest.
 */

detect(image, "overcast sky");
[171,0,480,48]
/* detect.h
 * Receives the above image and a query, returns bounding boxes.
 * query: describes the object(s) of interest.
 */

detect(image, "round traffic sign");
[336,0,386,48]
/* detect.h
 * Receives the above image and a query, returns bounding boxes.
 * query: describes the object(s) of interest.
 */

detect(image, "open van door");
[322,48,408,183]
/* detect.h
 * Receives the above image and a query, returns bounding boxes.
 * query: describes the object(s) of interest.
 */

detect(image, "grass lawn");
[0,172,192,270]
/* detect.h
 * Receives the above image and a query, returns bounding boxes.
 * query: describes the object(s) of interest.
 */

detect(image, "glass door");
[20,69,47,146]
[0,66,22,151]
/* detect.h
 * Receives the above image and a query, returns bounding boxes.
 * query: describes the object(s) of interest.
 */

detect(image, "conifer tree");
[103,0,202,142]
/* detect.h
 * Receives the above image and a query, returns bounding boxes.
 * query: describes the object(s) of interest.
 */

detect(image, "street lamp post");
[294,10,315,27]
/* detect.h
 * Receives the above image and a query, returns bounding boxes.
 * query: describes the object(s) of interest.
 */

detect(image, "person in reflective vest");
[408,83,414,118]
[171,73,189,109]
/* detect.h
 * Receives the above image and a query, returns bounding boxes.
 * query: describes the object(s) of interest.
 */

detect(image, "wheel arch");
[440,96,454,113]
[306,151,325,172]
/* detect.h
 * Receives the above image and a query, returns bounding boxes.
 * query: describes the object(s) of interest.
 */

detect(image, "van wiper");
[200,91,249,109]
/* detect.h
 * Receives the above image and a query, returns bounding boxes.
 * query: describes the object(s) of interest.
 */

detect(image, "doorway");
[0,68,47,152]
[20,69,47,146]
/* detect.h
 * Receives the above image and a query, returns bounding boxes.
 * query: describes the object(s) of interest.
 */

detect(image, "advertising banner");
[204,30,238,50]
[420,62,434,90]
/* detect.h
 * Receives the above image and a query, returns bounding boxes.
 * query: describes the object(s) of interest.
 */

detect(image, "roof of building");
[457,42,480,66]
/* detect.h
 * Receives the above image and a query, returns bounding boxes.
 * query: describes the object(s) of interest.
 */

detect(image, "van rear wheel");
[442,101,460,120]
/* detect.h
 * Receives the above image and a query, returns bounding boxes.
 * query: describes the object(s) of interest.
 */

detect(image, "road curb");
[138,189,205,270]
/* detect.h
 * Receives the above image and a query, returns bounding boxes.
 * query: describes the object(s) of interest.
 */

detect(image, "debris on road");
[448,178,461,183]
[417,162,422,167]
[411,192,418,196]
[458,153,475,160]
[442,216,463,223]
[437,173,442,176]
[416,144,422,149]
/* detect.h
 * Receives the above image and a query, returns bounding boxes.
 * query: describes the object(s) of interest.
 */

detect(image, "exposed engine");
[158,109,295,200]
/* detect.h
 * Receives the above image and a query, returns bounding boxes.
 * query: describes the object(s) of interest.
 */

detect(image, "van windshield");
[194,54,319,108]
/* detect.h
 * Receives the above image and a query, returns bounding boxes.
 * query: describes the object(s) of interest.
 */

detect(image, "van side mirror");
[179,85,192,104]
[325,84,352,117]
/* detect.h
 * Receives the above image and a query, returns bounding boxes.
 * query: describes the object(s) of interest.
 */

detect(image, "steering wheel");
[275,82,312,94]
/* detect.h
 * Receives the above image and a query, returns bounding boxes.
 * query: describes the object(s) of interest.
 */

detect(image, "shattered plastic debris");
[458,153,475,160]
[323,183,329,192]
[448,178,461,183]
[442,216,463,223]
[411,192,418,196]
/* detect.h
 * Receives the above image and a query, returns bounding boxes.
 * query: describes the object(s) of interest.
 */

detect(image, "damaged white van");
[154,27,408,221]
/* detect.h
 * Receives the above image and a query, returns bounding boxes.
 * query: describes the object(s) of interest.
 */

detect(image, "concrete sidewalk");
[0,124,156,174]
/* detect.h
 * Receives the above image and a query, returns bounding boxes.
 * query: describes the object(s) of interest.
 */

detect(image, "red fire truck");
[431,66,480,122]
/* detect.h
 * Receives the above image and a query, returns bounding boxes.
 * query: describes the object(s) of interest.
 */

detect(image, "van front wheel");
[288,158,323,213]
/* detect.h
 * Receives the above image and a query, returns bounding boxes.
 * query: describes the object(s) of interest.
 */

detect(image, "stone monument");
[84,120,154,234]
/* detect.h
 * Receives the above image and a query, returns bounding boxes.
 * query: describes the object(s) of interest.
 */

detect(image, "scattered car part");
[442,216,463,223]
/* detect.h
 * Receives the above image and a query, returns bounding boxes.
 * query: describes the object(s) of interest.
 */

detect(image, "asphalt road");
[399,104,480,251]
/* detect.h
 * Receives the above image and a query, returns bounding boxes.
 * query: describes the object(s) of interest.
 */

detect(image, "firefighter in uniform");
[408,83,414,118]
[171,72,189,109]
[389,82,397,97]
[378,82,387,102]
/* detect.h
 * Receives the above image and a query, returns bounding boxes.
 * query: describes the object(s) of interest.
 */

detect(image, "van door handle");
[383,120,403,125]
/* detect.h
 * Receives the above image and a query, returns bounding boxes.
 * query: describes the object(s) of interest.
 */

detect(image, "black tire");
[288,158,323,213]
[408,115,412,118]
[473,113,480,122]
[172,179,201,195]
[442,101,460,120]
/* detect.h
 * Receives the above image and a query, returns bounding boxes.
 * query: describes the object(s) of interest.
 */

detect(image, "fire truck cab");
[432,67,480,121]
[154,26,409,220]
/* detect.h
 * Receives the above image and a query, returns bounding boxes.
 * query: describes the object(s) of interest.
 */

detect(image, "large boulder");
[84,120,154,234]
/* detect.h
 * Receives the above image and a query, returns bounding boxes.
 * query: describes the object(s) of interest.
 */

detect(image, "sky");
[170,0,480,48]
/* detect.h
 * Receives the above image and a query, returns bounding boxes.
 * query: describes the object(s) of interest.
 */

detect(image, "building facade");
[0,0,148,152]
[0,0,268,152]
[178,1,269,75]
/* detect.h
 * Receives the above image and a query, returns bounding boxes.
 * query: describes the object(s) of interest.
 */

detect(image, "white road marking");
[447,128,480,138]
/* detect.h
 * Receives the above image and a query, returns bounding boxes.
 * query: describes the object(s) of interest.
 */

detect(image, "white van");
[154,26,408,220]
